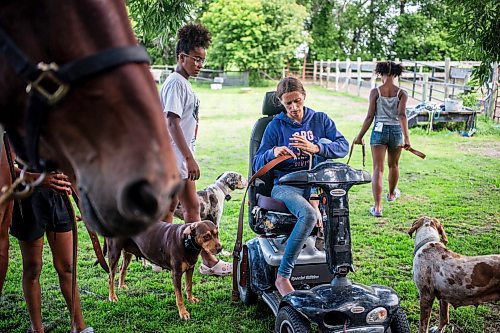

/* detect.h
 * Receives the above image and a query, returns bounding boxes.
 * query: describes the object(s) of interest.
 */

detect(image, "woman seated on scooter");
[253,77,349,296]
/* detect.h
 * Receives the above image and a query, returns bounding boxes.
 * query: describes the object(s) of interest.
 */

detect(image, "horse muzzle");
[79,177,179,237]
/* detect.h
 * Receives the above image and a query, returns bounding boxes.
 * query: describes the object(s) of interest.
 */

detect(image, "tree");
[446,0,499,84]
[391,13,460,60]
[302,0,463,62]
[200,0,308,82]
[127,0,198,64]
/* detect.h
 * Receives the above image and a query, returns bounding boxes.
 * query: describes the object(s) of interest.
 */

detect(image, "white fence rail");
[313,58,481,103]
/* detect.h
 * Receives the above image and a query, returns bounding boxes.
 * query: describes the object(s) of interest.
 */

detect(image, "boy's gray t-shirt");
[160,72,200,152]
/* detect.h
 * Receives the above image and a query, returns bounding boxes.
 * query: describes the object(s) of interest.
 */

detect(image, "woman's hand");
[185,157,200,181]
[43,172,72,195]
[289,134,319,154]
[353,135,364,145]
[403,137,411,150]
[273,146,297,159]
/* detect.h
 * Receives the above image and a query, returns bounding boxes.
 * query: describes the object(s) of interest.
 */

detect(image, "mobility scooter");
[234,92,410,333]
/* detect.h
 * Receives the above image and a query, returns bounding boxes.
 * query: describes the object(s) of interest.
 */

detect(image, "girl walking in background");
[353,61,410,217]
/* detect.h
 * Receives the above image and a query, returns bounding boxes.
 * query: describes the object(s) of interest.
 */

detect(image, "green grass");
[1,84,499,332]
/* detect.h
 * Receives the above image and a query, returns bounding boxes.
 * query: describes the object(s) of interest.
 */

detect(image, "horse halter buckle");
[26,62,69,106]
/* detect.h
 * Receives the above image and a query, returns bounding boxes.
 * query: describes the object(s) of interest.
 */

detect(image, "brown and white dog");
[408,216,500,333]
[105,220,222,320]
[174,171,248,227]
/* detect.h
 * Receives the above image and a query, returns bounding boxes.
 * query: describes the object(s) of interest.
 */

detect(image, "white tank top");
[374,87,401,125]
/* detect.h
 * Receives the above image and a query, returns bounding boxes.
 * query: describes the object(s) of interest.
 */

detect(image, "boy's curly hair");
[176,23,211,57]
[375,61,404,77]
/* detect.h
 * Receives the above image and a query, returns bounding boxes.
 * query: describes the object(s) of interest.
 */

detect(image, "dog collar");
[413,236,440,255]
[215,181,231,200]
[184,234,202,252]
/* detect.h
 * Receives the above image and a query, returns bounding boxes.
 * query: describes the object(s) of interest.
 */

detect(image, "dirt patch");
[459,140,500,158]
[401,194,430,204]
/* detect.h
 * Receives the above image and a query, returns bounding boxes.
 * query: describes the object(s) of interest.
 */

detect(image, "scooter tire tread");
[275,305,310,333]
[387,306,411,333]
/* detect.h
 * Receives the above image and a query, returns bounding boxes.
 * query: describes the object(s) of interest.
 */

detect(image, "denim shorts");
[370,124,403,149]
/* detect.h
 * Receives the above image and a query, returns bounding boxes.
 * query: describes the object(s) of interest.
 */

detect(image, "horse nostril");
[120,179,159,220]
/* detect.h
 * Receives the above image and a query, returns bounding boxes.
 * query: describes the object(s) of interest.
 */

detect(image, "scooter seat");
[256,194,290,213]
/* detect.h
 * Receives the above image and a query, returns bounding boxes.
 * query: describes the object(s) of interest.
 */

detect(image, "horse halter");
[0,25,151,171]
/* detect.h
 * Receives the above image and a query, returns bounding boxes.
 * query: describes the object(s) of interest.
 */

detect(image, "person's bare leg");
[387,147,402,199]
[371,145,387,213]
[179,180,218,267]
[47,231,86,332]
[163,195,180,224]
[275,274,294,296]
[0,206,11,294]
[19,237,44,333]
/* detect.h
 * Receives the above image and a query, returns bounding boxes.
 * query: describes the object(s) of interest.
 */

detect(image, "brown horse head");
[0,1,180,236]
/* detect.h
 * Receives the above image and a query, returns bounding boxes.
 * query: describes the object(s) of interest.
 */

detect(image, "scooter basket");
[251,206,296,234]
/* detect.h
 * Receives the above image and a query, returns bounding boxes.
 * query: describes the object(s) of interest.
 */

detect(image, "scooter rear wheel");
[387,306,411,333]
[238,246,257,305]
[275,305,310,333]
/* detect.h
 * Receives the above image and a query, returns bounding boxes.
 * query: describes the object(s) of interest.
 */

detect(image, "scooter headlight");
[366,307,387,324]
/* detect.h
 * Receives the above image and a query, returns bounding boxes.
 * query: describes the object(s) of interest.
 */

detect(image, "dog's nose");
[216,244,222,254]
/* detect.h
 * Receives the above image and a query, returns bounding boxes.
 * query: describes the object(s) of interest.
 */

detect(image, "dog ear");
[182,222,199,237]
[408,217,425,238]
[216,173,224,180]
[433,218,448,245]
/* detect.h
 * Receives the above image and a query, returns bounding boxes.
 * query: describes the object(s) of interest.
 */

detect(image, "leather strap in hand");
[346,139,365,168]
[401,146,426,159]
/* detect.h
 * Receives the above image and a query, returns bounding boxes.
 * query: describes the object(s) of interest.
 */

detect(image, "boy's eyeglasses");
[181,53,206,66]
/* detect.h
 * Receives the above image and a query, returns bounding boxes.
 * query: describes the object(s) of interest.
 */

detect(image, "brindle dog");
[106,220,222,320]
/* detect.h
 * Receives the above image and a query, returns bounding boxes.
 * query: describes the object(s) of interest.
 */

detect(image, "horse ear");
[433,218,448,245]
[408,217,425,238]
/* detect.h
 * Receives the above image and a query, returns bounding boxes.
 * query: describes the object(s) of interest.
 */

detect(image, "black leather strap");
[0,25,40,81]
[58,45,150,83]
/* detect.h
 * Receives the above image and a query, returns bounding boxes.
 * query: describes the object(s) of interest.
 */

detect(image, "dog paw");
[179,309,191,320]
[108,294,118,302]
[188,296,200,303]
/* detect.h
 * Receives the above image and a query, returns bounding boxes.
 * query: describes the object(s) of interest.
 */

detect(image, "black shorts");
[10,187,73,242]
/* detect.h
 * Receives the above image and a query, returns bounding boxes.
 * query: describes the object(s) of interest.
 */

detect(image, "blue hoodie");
[253,107,349,184]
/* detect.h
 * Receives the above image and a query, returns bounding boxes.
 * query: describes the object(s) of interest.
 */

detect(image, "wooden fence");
[312,58,481,102]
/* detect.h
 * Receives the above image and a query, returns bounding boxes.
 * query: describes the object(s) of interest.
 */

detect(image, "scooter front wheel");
[275,305,310,333]
[386,306,411,333]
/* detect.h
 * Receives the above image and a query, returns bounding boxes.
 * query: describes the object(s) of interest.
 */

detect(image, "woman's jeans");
[271,184,317,279]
